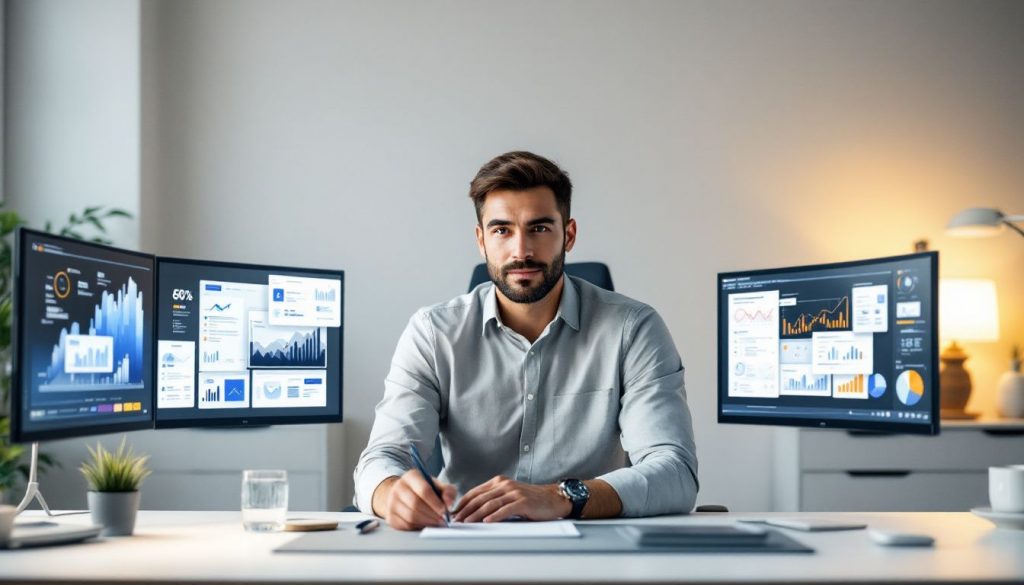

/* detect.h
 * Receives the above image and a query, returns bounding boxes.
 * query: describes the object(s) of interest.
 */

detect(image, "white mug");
[989,465,1024,513]
[0,505,15,547]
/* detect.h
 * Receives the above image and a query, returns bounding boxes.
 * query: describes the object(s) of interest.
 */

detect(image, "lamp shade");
[939,278,1000,342]
[946,207,1006,237]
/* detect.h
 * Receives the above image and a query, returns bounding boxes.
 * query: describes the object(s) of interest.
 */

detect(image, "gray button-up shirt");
[354,276,699,517]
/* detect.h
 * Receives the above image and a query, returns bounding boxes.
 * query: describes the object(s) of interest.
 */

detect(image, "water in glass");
[241,470,288,532]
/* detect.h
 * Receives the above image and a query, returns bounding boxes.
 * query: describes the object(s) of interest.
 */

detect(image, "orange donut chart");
[53,271,72,299]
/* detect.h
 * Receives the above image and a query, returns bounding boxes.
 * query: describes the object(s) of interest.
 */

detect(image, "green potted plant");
[80,436,151,536]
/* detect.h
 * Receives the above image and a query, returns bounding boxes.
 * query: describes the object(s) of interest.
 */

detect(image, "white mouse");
[869,529,934,547]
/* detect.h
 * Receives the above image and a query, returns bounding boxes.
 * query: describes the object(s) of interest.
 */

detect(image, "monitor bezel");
[717,251,940,436]
[11,227,157,443]
[153,255,345,429]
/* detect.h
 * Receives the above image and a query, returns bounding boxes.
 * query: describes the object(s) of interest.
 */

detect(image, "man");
[354,151,698,530]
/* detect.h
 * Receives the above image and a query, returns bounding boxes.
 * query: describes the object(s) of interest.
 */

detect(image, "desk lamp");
[947,207,1024,239]
[938,278,1000,419]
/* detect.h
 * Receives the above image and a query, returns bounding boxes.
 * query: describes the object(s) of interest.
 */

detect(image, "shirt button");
[529,351,534,356]
[523,445,530,452]
[527,393,534,401]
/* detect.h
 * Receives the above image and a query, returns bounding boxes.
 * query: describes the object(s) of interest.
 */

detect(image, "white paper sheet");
[419,520,581,539]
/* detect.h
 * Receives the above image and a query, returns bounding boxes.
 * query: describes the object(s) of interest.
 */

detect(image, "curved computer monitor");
[12,228,156,443]
[154,257,344,428]
[717,252,939,435]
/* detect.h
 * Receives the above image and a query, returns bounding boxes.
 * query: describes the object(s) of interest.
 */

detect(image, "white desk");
[1,511,1022,584]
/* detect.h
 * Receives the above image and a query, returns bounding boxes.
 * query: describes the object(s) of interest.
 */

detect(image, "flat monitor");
[718,252,939,435]
[11,228,156,442]
[154,257,344,428]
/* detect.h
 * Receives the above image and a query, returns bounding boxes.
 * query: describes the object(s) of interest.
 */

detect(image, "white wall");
[5,0,140,248]
[7,0,1024,512]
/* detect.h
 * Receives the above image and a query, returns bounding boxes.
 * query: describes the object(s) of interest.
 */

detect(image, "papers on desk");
[420,520,581,539]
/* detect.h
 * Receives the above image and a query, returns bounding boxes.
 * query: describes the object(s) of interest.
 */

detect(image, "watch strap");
[568,495,586,519]
[560,479,588,520]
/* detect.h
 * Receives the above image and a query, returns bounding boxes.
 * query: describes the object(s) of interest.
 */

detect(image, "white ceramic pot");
[997,371,1024,418]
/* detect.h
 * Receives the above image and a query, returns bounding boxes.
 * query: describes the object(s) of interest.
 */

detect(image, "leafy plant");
[0,418,22,494]
[80,436,151,492]
[0,204,133,500]
[43,206,132,246]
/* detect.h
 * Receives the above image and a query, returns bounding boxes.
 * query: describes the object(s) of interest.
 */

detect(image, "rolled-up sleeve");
[597,306,699,517]
[353,310,442,513]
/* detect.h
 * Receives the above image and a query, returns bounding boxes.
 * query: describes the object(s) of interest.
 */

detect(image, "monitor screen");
[154,257,344,428]
[12,229,156,442]
[717,252,938,435]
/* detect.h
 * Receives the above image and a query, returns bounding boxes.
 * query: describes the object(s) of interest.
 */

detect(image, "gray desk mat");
[275,525,814,554]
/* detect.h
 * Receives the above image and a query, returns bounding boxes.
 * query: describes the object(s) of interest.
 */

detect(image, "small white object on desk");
[420,520,580,539]
[869,530,934,547]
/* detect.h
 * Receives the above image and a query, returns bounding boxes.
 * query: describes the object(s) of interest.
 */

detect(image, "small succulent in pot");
[80,437,151,536]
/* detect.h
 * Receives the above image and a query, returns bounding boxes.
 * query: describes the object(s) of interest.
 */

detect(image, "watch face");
[562,479,589,500]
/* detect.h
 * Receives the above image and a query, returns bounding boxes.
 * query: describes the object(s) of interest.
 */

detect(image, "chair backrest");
[467,262,614,293]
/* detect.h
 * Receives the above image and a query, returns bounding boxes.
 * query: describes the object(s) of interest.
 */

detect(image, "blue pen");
[409,444,450,526]
[356,519,380,534]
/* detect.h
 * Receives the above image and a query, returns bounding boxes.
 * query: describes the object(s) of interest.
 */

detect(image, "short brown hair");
[468,151,572,225]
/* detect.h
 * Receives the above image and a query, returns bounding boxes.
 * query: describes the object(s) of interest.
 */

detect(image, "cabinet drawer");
[801,471,988,512]
[798,428,1024,471]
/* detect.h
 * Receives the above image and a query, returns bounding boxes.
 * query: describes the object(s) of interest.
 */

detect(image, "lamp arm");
[1003,219,1024,239]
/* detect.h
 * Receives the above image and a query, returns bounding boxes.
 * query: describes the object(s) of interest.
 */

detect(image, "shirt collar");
[556,275,581,332]
[480,274,581,336]
[481,283,500,335]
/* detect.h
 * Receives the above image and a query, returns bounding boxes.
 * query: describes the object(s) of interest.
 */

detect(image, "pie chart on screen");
[896,370,924,406]
[868,373,887,398]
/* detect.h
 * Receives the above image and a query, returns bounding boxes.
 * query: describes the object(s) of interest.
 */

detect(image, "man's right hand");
[371,470,457,531]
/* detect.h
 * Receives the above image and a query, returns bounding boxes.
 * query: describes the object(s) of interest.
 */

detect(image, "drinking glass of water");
[241,470,288,532]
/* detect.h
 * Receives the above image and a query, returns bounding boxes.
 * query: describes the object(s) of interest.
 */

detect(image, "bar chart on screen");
[781,296,849,336]
[833,374,868,399]
[198,374,249,409]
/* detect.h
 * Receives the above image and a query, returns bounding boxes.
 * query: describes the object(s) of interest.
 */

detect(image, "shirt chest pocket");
[551,387,619,469]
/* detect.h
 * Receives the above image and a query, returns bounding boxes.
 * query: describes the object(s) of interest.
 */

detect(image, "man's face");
[475,186,577,304]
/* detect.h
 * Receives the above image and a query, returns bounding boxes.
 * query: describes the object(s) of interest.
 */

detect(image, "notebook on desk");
[620,524,770,548]
[275,523,814,554]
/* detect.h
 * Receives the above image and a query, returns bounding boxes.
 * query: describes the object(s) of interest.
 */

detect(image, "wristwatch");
[557,478,590,519]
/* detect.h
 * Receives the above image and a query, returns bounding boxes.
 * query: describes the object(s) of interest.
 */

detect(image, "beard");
[486,247,566,304]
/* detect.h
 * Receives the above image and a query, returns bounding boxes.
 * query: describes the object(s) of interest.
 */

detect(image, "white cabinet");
[773,421,1024,512]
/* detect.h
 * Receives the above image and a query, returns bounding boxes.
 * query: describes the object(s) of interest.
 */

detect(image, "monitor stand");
[15,442,56,516]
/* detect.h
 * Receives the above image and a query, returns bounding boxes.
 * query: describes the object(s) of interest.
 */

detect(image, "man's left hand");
[452,476,571,523]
